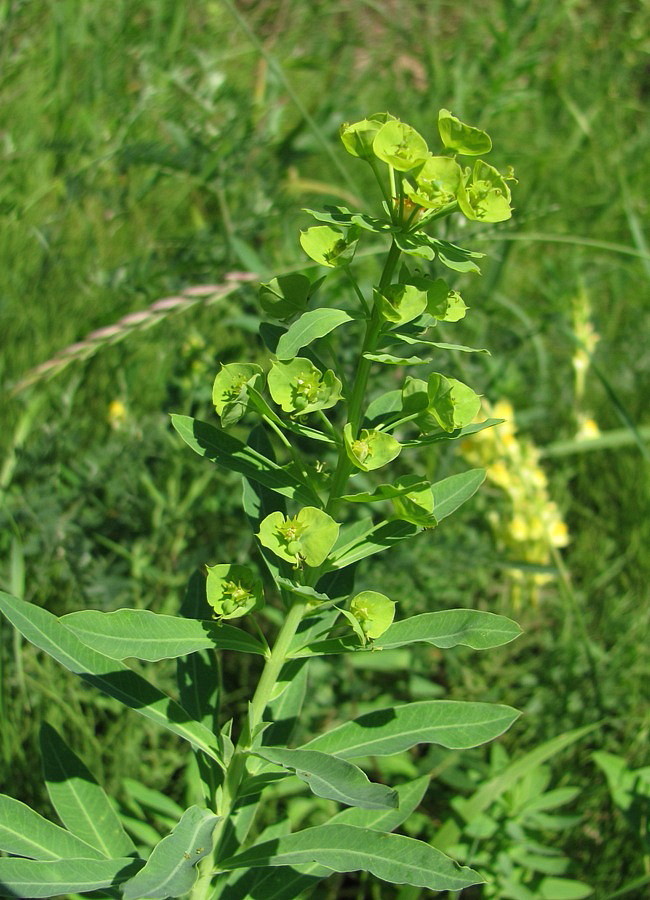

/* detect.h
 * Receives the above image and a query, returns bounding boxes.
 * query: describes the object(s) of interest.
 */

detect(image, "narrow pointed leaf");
[430,469,486,520]
[0,795,105,861]
[122,806,219,900]
[390,334,489,354]
[40,724,135,858]
[61,609,266,660]
[0,857,142,898]
[254,747,398,810]
[220,824,481,892]
[375,609,521,650]
[0,592,223,766]
[429,238,484,273]
[171,415,317,505]
[303,205,395,233]
[217,777,432,898]
[363,352,428,365]
[276,309,355,360]
[303,700,519,757]
[329,520,419,569]
[402,419,501,447]
[295,610,521,657]
[341,479,430,504]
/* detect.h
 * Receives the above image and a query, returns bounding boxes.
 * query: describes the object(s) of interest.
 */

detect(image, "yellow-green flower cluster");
[461,400,569,606]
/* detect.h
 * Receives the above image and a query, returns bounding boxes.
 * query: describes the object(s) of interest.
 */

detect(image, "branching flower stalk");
[0,110,525,900]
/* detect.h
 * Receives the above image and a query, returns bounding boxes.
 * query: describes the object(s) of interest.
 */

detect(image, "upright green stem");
[245,598,308,738]
[326,240,402,514]
[194,597,309,900]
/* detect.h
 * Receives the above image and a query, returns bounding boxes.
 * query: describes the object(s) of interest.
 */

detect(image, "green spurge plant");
[0,111,523,898]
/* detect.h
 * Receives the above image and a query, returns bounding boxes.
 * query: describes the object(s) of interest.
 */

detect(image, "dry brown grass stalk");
[9,272,258,396]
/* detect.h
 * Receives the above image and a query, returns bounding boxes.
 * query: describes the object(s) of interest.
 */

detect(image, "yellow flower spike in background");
[461,399,570,607]
[571,284,601,441]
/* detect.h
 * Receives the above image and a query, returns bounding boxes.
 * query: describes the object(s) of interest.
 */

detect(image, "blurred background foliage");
[1,0,649,896]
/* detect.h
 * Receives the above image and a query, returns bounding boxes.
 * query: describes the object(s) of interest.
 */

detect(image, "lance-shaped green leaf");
[341,476,431,505]
[431,468,486,520]
[375,609,522,651]
[0,795,106,861]
[205,563,264,621]
[377,283,428,325]
[223,776,433,900]
[171,414,318,505]
[0,856,143,898]
[401,418,502,448]
[259,273,312,320]
[438,109,492,156]
[258,507,339,568]
[339,113,396,159]
[390,335,487,355]
[329,519,419,570]
[122,806,219,900]
[0,592,223,765]
[303,205,395,234]
[254,747,398,810]
[428,238,485,273]
[363,352,428,365]
[219,823,482,892]
[268,357,343,416]
[394,230,436,260]
[457,159,514,223]
[40,723,136,858]
[276,308,356,361]
[212,363,264,427]
[344,423,401,472]
[300,224,359,267]
[404,155,462,210]
[421,373,482,433]
[276,577,330,605]
[303,700,519,757]
[346,591,396,643]
[61,608,267,659]
[293,609,521,658]
[373,120,429,172]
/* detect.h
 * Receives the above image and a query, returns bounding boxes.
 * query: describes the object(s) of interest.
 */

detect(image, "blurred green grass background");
[1,0,649,895]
